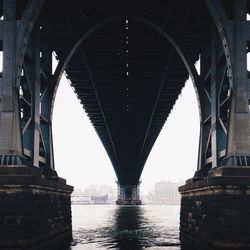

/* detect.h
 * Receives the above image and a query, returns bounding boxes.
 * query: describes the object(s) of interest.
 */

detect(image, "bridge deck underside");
[41,0,209,184]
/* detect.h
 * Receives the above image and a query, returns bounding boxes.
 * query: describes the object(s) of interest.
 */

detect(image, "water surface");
[71,205,180,250]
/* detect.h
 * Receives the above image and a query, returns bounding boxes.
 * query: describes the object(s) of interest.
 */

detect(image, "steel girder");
[20,24,56,174]
[0,0,57,176]
[1,0,250,184]
[50,15,201,184]
[2,1,204,181]
[195,34,230,176]
[0,0,45,165]
[195,0,250,177]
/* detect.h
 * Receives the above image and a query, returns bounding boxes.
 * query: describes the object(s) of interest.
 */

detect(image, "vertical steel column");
[20,24,57,175]
[0,0,22,164]
[0,0,46,167]
[40,42,55,171]
[196,50,212,176]
[32,25,41,167]
[0,0,55,173]
[210,36,219,168]
[195,32,230,177]
[206,0,250,167]
[20,25,42,167]
[225,0,250,164]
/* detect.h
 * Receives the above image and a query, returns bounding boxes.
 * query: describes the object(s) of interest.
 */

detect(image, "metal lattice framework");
[0,0,250,186]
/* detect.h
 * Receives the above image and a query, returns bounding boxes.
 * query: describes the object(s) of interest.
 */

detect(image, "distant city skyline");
[72,180,182,205]
[52,71,200,193]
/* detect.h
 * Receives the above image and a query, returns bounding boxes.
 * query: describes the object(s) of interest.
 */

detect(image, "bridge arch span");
[51,16,202,122]
[49,16,203,185]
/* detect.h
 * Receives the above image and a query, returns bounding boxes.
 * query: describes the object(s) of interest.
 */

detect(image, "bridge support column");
[180,1,250,249]
[179,167,250,250]
[116,182,142,205]
[0,166,73,250]
[0,1,74,249]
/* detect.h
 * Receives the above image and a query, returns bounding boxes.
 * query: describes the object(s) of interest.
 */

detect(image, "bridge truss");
[0,0,249,189]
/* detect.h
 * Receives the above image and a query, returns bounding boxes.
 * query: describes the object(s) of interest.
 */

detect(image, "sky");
[52,71,200,194]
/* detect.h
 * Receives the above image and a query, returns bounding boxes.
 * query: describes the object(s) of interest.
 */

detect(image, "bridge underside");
[42,0,205,186]
[0,0,250,249]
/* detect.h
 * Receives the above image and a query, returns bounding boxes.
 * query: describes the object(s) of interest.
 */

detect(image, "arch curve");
[51,16,202,121]
[205,0,233,88]
[16,0,45,86]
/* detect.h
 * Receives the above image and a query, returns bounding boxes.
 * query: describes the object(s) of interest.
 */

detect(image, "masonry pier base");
[116,182,142,205]
[179,167,250,250]
[0,166,73,250]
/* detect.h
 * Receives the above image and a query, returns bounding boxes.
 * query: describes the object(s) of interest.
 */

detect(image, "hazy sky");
[52,69,200,194]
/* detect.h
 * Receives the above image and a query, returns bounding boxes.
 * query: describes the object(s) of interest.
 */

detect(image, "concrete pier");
[179,167,250,250]
[116,183,142,205]
[0,166,73,250]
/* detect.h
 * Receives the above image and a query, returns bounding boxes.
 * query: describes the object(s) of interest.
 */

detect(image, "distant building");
[71,185,117,204]
[146,181,181,205]
[71,194,92,204]
[91,194,109,204]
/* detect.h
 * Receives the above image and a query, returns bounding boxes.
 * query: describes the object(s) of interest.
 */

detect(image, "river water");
[70,205,181,250]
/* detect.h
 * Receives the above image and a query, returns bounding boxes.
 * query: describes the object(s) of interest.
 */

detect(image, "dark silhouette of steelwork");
[1,0,250,249]
[0,0,199,186]
[0,0,250,206]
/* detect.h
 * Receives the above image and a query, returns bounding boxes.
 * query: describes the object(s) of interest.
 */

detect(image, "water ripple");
[71,205,181,250]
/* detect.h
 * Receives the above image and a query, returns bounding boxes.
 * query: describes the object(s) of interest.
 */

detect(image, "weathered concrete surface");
[179,167,250,250]
[0,166,73,250]
[116,199,142,205]
[116,183,142,205]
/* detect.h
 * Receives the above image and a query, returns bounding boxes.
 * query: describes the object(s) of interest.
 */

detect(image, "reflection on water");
[70,205,180,250]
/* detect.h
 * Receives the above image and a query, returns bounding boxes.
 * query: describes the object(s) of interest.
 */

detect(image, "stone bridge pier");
[116,182,142,205]
[0,0,250,249]
[179,1,250,249]
[0,1,73,249]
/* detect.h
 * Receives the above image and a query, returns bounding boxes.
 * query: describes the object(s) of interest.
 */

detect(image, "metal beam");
[80,48,122,176]
[205,0,233,88]
[56,9,122,176]
[51,16,202,119]
[137,49,174,170]
[0,0,22,163]
[32,26,41,167]
[15,0,45,87]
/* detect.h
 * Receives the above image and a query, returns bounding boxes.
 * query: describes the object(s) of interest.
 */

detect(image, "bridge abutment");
[0,166,73,250]
[116,182,142,205]
[181,2,250,248]
[179,167,250,250]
